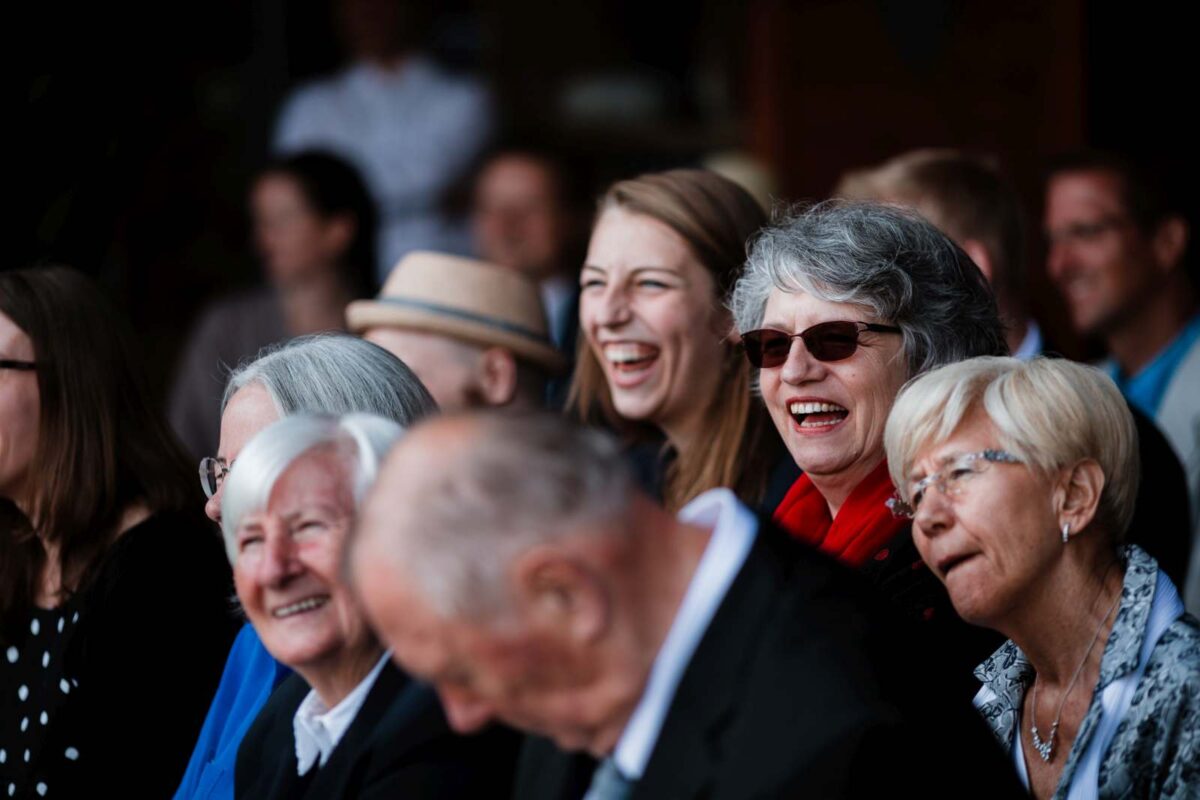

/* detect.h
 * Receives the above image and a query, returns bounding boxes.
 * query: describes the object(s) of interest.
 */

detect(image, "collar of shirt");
[1012,320,1043,361]
[293,652,391,776]
[611,487,758,781]
[972,545,1164,746]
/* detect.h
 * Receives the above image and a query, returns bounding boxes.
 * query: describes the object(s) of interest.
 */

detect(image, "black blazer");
[516,520,1024,800]
[236,660,519,799]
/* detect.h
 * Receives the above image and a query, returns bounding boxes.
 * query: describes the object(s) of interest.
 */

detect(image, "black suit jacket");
[236,660,519,799]
[516,520,1023,800]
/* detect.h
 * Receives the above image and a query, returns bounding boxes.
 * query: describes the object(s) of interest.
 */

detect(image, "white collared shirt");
[611,488,758,781]
[292,652,390,776]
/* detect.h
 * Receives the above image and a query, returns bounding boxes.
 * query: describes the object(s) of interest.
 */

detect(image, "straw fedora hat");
[346,251,566,375]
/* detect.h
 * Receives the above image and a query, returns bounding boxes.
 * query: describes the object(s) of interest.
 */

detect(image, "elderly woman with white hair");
[174,333,437,800]
[221,413,515,798]
[884,357,1198,799]
[728,202,1007,679]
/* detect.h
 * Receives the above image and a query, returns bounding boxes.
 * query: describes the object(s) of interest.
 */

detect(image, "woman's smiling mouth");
[787,400,849,430]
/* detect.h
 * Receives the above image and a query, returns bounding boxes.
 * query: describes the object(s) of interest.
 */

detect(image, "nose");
[204,484,223,524]
[778,337,828,385]
[259,522,303,587]
[912,485,953,538]
[590,284,631,329]
[437,685,495,734]
[1045,237,1075,283]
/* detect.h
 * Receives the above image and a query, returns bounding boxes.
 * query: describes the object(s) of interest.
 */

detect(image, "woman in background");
[169,150,378,459]
[0,266,236,798]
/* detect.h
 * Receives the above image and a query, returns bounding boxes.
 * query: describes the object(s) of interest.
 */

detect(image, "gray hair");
[221,413,404,562]
[729,201,1007,378]
[223,333,437,422]
[884,357,1139,543]
[375,411,636,620]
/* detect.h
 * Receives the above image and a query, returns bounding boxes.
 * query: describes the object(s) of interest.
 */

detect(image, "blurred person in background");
[347,251,564,410]
[0,267,236,798]
[838,149,1194,591]
[174,334,435,800]
[226,414,517,798]
[169,151,377,460]
[570,169,792,512]
[470,143,591,354]
[275,0,493,278]
[885,356,1198,799]
[1043,152,1200,614]
[729,202,1008,683]
[349,411,1023,800]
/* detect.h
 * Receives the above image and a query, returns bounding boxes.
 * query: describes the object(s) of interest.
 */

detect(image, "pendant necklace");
[1028,589,1122,762]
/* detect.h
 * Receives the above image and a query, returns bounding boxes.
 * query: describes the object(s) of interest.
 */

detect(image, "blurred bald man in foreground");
[348,412,1021,799]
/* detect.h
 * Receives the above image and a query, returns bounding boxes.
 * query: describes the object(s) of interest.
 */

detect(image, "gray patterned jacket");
[973,545,1199,799]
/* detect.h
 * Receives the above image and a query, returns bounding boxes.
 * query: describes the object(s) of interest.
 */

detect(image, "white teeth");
[273,596,330,618]
[788,401,847,415]
[603,343,657,364]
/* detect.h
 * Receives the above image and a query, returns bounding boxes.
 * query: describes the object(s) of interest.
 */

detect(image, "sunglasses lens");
[802,322,859,361]
[743,330,793,368]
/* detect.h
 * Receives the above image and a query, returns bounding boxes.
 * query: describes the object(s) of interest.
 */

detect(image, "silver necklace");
[1028,590,1123,762]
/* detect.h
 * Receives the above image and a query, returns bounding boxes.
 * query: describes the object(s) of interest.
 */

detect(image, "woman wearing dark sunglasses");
[729,201,1008,685]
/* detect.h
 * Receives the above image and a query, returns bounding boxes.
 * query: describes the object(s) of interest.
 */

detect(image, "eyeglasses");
[0,359,36,371]
[199,457,231,499]
[740,321,902,368]
[1045,215,1132,248]
[887,449,1023,519]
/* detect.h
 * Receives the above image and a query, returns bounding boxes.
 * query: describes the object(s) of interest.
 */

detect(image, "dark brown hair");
[0,266,195,637]
[568,169,782,511]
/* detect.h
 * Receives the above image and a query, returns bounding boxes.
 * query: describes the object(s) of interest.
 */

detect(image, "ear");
[1056,459,1105,541]
[511,546,610,644]
[1151,216,1188,275]
[477,347,519,406]
[960,239,995,286]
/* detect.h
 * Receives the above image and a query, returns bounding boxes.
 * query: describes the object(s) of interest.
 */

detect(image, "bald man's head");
[349,410,636,621]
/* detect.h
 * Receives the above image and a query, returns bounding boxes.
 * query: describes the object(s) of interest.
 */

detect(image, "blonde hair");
[884,356,1139,541]
[568,169,780,510]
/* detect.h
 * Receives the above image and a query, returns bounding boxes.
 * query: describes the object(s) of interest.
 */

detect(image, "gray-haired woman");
[729,201,1007,679]
[884,357,1198,799]
[174,333,436,800]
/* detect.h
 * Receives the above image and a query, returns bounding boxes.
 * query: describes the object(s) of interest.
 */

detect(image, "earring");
[1061,522,1070,544]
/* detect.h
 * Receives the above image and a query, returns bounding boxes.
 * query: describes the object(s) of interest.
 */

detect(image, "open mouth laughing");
[787,400,849,430]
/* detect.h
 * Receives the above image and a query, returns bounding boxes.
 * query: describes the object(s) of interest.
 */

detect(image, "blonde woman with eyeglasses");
[884,356,1198,799]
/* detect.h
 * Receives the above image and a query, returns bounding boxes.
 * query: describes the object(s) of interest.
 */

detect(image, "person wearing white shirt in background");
[274,0,493,281]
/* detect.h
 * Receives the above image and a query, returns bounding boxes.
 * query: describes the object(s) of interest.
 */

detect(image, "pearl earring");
[1061,522,1070,544]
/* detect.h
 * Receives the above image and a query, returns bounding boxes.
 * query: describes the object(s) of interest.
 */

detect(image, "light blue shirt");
[611,488,758,780]
[1103,314,1200,418]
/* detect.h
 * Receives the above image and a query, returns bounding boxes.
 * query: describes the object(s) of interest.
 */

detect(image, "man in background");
[346,251,563,410]
[1043,151,1198,611]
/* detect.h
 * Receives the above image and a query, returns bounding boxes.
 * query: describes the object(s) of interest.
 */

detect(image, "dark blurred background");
[13,0,1197,397]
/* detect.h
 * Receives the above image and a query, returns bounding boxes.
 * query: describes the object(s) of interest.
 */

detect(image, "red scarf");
[773,460,906,568]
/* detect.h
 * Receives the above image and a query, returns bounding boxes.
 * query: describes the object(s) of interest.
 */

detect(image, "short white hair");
[221,413,404,562]
[883,356,1139,541]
